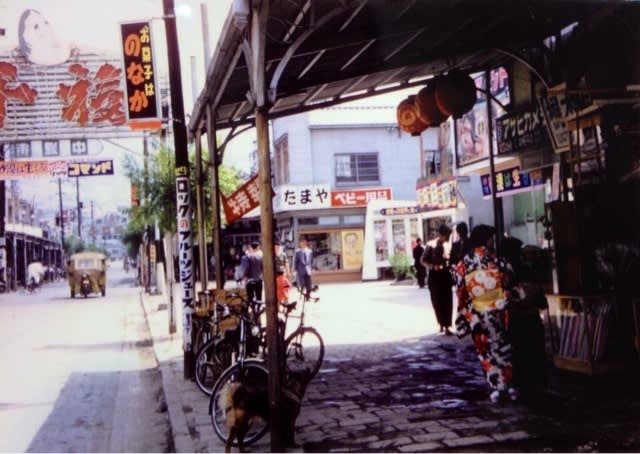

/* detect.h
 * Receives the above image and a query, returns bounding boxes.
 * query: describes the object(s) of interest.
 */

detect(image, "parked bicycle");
[194,292,265,396]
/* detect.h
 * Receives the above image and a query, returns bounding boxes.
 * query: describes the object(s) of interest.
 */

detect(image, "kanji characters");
[0,62,38,128]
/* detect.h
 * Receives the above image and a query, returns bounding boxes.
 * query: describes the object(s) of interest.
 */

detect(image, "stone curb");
[139,289,196,454]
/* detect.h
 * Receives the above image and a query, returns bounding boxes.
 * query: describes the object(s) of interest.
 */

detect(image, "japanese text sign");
[481,167,545,197]
[0,159,68,179]
[68,160,114,177]
[223,174,273,224]
[120,21,160,125]
[331,188,392,207]
[416,177,457,212]
[495,104,549,154]
[274,184,331,211]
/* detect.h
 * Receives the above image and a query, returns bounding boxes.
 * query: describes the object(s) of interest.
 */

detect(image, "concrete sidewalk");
[140,283,640,453]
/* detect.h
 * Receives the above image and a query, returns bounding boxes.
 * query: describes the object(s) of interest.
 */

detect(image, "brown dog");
[218,369,311,453]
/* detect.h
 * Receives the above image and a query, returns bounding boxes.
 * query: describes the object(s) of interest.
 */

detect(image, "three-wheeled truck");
[68,252,107,298]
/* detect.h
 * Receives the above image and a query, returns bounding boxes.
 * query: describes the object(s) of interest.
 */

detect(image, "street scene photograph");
[0,0,639,452]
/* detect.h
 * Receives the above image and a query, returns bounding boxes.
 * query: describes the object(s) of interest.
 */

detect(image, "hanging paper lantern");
[397,95,429,136]
[415,82,448,127]
[435,72,477,119]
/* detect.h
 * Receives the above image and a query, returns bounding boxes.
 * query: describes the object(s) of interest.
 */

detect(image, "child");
[276,265,292,304]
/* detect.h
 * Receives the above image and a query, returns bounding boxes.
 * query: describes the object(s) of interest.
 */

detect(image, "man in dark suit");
[450,222,472,268]
[413,238,426,288]
[293,237,313,298]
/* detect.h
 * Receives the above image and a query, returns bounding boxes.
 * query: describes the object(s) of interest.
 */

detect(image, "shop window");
[304,229,364,272]
[335,153,379,185]
[318,216,340,226]
[374,220,388,262]
[392,220,406,255]
[343,215,364,225]
[298,217,318,225]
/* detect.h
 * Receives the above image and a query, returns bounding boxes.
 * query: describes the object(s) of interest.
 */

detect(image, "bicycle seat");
[281,301,297,313]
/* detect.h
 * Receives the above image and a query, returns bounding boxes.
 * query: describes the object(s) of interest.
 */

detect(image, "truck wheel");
[101,286,106,297]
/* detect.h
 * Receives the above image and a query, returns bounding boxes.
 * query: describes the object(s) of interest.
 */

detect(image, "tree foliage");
[120,142,243,255]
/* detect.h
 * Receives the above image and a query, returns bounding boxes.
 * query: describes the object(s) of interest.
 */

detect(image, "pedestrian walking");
[449,222,472,268]
[293,237,313,298]
[413,238,426,288]
[453,224,518,403]
[241,242,263,301]
[421,225,453,335]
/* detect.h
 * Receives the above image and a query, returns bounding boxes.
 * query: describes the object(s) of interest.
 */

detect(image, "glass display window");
[392,220,406,255]
[374,220,388,262]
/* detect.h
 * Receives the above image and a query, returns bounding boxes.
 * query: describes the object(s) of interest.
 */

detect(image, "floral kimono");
[454,247,516,394]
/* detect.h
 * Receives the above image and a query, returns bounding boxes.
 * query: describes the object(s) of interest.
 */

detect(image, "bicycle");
[194,291,265,396]
[281,284,325,379]
[208,294,270,446]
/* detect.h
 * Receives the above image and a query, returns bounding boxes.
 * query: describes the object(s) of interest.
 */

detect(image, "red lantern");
[435,72,477,119]
[415,82,448,126]
[397,95,428,136]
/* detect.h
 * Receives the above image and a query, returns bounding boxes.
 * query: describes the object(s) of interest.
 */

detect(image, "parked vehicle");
[67,252,107,298]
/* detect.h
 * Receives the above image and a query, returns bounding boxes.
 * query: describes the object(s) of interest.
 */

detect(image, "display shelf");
[546,293,624,375]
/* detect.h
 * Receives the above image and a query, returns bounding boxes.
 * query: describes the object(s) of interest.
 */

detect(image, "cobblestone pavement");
[141,284,640,453]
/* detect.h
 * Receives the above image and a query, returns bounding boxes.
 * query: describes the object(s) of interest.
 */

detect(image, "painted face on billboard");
[18,9,71,65]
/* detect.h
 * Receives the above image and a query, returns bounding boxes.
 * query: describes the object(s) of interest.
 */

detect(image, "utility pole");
[163,0,196,379]
[57,178,65,253]
[143,132,151,292]
[75,177,82,239]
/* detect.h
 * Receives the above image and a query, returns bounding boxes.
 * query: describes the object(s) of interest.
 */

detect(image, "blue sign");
[481,166,544,197]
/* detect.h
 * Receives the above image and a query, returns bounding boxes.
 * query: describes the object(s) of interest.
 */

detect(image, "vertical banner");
[341,230,364,271]
[176,172,194,352]
[120,21,161,128]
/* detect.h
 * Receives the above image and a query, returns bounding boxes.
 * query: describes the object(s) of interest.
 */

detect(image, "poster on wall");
[341,230,364,271]
[0,2,165,141]
[374,220,388,262]
[456,67,510,168]
[416,177,457,212]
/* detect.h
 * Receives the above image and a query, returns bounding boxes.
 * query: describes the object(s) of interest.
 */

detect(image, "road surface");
[0,261,171,452]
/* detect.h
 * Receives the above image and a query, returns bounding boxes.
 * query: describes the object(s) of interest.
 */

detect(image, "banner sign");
[380,206,418,216]
[119,21,161,127]
[0,159,72,179]
[495,104,549,154]
[68,160,114,177]
[176,171,195,349]
[481,166,545,197]
[274,184,331,211]
[416,177,457,211]
[331,188,392,207]
[222,174,274,224]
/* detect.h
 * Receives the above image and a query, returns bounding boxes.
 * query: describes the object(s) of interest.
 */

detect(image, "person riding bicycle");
[240,242,263,302]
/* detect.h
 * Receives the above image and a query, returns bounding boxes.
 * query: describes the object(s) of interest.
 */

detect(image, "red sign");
[331,188,392,207]
[222,175,274,224]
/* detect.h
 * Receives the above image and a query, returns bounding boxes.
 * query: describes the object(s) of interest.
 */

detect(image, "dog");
[218,368,312,453]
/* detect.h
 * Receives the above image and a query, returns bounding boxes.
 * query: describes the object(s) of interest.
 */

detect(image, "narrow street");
[0,262,171,452]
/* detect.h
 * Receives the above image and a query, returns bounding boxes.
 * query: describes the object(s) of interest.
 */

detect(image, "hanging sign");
[176,168,195,350]
[495,104,549,154]
[120,21,161,129]
[331,188,392,207]
[222,174,274,224]
[416,177,457,212]
[481,166,545,197]
[380,206,418,216]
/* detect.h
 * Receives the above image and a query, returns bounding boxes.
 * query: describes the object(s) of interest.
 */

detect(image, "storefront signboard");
[481,166,545,197]
[331,188,392,207]
[274,183,331,211]
[341,230,364,271]
[380,206,418,216]
[495,104,549,154]
[416,177,457,212]
[68,160,114,177]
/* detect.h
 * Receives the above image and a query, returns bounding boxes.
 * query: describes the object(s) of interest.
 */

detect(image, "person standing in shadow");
[413,238,426,289]
[421,225,453,335]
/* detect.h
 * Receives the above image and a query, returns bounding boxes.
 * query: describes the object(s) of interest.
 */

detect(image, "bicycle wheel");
[194,337,234,396]
[209,359,270,447]
[284,326,324,379]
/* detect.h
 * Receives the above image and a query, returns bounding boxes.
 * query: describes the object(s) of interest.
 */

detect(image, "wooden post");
[206,107,224,291]
[249,0,283,450]
[194,129,209,298]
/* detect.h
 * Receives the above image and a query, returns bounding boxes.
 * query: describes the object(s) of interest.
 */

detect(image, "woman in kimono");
[453,225,518,402]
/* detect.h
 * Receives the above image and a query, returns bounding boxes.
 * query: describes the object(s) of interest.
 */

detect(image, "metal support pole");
[206,107,224,291]
[485,70,503,256]
[164,0,196,380]
[0,144,5,291]
[144,133,151,292]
